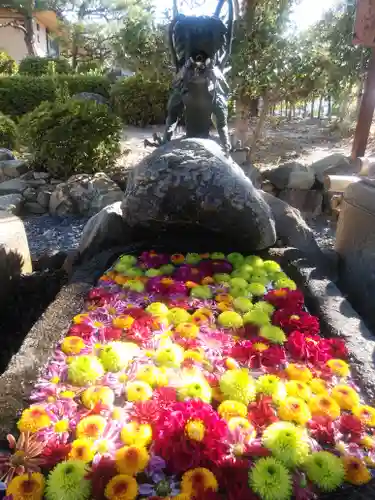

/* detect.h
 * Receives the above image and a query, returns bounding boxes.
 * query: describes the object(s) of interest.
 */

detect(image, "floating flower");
[309,378,328,395]
[67,355,104,387]
[220,369,256,405]
[99,342,139,372]
[262,422,310,467]
[81,386,115,409]
[304,451,344,492]
[76,415,107,440]
[248,396,279,430]
[273,309,319,336]
[120,422,152,447]
[112,315,135,330]
[45,460,91,500]
[256,375,284,399]
[69,438,95,462]
[278,397,312,426]
[259,325,286,344]
[309,395,341,420]
[6,472,45,500]
[343,455,372,485]
[326,359,350,377]
[61,336,86,355]
[285,381,311,401]
[135,365,167,388]
[307,416,335,445]
[126,381,153,402]
[174,323,199,339]
[285,364,312,382]
[181,468,218,496]
[115,446,149,475]
[104,474,138,500]
[353,405,375,427]
[155,344,184,368]
[218,311,243,329]
[232,297,253,313]
[249,457,292,500]
[243,310,270,327]
[177,375,212,403]
[264,289,304,310]
[331,385,360,410]
[85,456,117,500]
[18,406,51,433]
[286,331,331,365]
[338,415,364,442]
[217,400,248,421]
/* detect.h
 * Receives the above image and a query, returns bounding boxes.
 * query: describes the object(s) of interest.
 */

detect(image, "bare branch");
[0,21,27,34]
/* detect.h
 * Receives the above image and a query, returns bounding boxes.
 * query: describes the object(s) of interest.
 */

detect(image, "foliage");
[0,51,17,75]
[110,74,169,126]
[19,99,122,178]
[0,75,111,116]
[0,112,18,149]
[19,56,71,76]
[76,60,103,74]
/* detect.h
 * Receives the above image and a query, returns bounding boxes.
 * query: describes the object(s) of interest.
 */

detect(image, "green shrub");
[0,113,18,149]
[0,51,17,75]
[111,75,169,126]
[19,100,122,179]
[62,75,110,98]
[19,56,71,75]
[76,61,103,74]
[0,76,59,116]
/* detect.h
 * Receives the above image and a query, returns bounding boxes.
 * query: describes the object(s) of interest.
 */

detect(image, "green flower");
[67,355,104,387]
[262,422,310,468]
[159,264,175,275]
[253,301,275,316]
[185,253,201,265]
[227,252,245,267]
[304,451,345,492]
[45,460,91,500]
[248,282,267,296]
[256,375,283,396]
[220,368,256,405]
[243,310,270,327]
[249,457,292,500]
[259,325,286,344]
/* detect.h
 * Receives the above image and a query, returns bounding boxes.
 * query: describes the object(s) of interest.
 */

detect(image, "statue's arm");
[215,0,234,70]
[168,19,178,71]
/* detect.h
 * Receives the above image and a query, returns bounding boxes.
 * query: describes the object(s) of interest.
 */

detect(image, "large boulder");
[0,194,23,215]
[49,173,124,217]
[262,161,315,191]
[0,160,28,180]
[0,211,32,275]
[0,149,15,161]
[0,178,28,195]
[310,154,354,183]
[122,138,276,250]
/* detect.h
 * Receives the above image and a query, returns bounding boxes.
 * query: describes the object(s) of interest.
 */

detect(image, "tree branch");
[0,21,27,34]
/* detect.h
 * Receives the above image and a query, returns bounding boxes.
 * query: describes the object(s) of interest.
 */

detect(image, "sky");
[154,0,339,32]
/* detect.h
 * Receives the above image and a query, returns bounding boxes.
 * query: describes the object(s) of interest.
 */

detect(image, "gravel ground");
[23,213,337,261]
[23,215,90,259]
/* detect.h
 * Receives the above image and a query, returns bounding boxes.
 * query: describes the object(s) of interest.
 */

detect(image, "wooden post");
[351,48,375,159]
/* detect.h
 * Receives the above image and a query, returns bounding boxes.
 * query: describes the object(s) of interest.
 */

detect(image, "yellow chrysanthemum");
[104,474,138,500]
[185,420,206,442]
[155,344,184,368]
[61,336,86,355]
[73,313,89,324]
[181,468,218,496]
[76,415,107,440]
[285,381,312,401]
[191,308,213,325]
[126,381,153,402]
[174,322,199,338]
[343,456,372,485]
[54,419,69,434]
[331,385,360,410]
[326,359,350,377]
[285,364,312,382]
[112,315,135,330]
[135,365,167,387]
[352,405,375,427]
[81,386,115,409]
[6,472,45,500]
[146,302,169,316]
[360,435,375,450]
[69,438,95,462]
[309,378,328,395]
[218,400,248,421]
[184,350,205,363]
[278,397,312,425]
[115,446,149,475]
[121,422,152,447]
[309,395,341,420]
[228,417,256,439]
[18,405,51,433]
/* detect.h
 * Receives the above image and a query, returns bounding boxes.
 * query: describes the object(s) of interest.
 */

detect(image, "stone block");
[0,211,32,273]
[0,149,15,161]
[0,194,23,215]
[24,202,47,214]
[23,187,38,202]
[0,178,28,194]
[37,189,52,208]
[278,189,323,217]
[0,160,27,179]
[262,161,315,190]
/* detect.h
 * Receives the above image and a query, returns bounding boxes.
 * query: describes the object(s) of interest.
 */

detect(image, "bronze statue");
[145,0,234,152]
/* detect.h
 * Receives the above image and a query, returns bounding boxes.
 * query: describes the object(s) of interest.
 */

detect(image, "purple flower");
[138,455,180,497]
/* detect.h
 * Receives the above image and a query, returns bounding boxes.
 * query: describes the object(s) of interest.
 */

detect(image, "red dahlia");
[272,309,320,335]
[307,416,335,445]
[264,289,304,310]
[286,331,331,365]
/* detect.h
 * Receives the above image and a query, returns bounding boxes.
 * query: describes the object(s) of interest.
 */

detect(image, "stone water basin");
[0,242,374,499]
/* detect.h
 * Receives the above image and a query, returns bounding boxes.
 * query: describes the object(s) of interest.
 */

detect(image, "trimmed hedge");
[0,51,17,75]
[19,100,122,179]
[0,75,111,117]
[19,56,71,75]
[111,75,169,126]
[0,112,18,149]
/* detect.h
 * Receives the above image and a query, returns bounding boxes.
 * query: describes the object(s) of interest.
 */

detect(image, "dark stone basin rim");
[0,242,374,498]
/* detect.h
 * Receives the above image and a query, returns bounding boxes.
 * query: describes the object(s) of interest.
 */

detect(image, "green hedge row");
[0,75,111,117]
[0,74,170,125]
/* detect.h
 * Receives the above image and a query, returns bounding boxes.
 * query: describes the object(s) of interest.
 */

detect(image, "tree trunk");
[248,90,270,156]
[288,103,292,120]
[285,101,288,117]
[249,97,259,117]
[233,92,250,147]
[303,101,307,117]
[310,99,315,118]
[318,96,323,119]
[23,11,36,56]
[327,95,332,120]
[280,101,283,116]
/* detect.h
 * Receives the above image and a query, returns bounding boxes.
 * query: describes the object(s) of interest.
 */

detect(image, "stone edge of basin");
[0,245,374,440]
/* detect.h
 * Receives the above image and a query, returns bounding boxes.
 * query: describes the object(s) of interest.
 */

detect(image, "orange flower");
[201,276,214,285]
[171,254,185,264]
[285,364,312,382]
[115,446,149,475]
[352,405,375,427]
[331,385,359,410]
[326,359,350,377]
[309,395,340,420]
[343,456,372,485]
[6,472,44,500]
